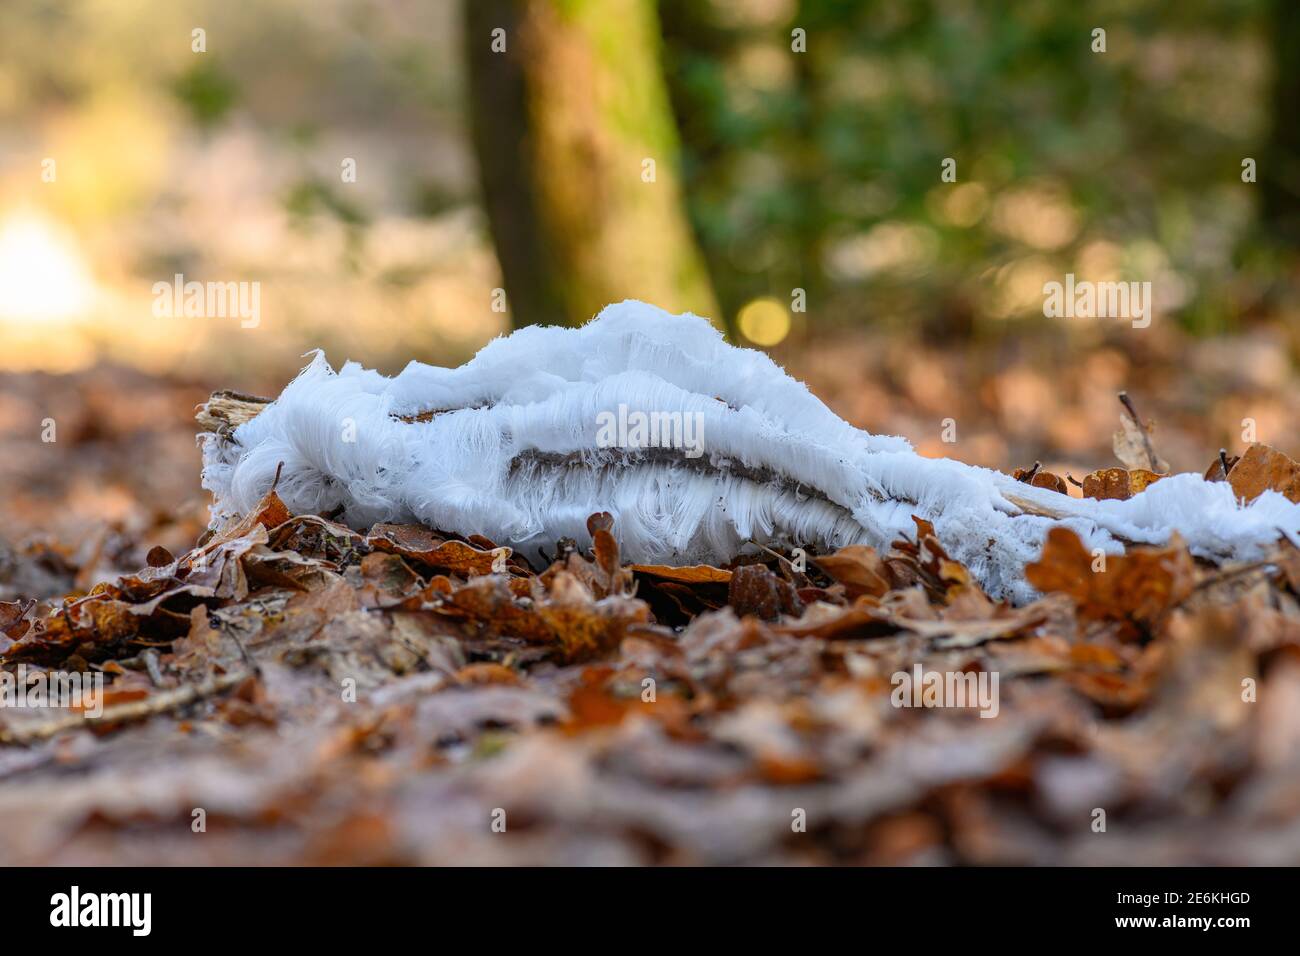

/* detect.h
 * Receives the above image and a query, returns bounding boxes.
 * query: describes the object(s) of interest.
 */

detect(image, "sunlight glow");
[0,212,97,323]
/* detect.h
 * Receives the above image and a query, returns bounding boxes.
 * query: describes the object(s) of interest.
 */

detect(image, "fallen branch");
[0,669,253,745]
[195,302,1300,602]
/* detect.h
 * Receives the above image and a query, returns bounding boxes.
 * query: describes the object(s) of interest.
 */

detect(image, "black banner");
[1,866,1276,942]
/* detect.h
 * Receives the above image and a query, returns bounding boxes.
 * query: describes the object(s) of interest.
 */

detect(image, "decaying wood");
[196,390,272,435]
[194,304,1299,605]
[197,392,440,431]
[197,390,1082,522]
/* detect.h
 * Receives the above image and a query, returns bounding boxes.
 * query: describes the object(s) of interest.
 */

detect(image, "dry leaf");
[628,564,733,584]
[1227,443,1300,504]
[1114,405,1170,473]
[814,545,890,599]
[1026,527,1195,638]
[367,524,505,576]
[1081,467,1164,501]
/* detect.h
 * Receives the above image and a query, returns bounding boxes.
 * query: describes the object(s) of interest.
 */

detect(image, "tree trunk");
[1262,0,1300,246]
[464,0,718,328]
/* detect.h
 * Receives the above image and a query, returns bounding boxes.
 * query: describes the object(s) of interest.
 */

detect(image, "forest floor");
[1,327,1299,864]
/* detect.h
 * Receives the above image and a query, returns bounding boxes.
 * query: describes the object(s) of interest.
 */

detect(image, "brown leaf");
[815,545,890,600]
[433,573,650,663]
[356,552,425,607]
[628,564,733,584]
[1081,467,1164,501]
[1114,399,1169,473]
[1011,464,1068,494]
[367,524,504,576]
[586,512,630,596]
[1029,471,1068,494]
[1025,527,1195,638]
[728,564,802,621]
[564,664,689,733]
[883,518,984,603]
[1227,443,1300,504]
[207,489,292,548]
[1203,452,1240,483]
[0,599,35,636]
[268,514,364,562]
[242,545,334,593]
[778,598,898,641]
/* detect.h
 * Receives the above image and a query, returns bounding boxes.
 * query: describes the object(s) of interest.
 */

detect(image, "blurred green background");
[1,0,1296,372]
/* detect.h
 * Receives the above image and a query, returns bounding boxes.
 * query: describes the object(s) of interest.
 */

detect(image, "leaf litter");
[4,398,1300,863]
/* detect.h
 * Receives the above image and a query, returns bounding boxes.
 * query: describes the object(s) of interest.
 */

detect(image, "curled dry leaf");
[628,564,733,584]
[367,523,506,577]
[814,545,890,600]
[0,599,34,641]
[1025,527,1195,638]
[728,564,802,621]
[1203,452,1241,483]
[432,572,652,663]
[883,517,987,603]
[1081,467,1163,501]
[1012,463,1068,495]
[586,511,631,597]
[204,488,293,550]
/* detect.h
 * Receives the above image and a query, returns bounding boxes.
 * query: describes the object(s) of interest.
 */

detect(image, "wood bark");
[464,0,719,327]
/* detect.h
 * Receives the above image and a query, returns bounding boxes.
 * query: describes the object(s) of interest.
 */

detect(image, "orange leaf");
[367,524,504,576]
[814,545,890,599]
[1026,527,1195,638]
[629,564,733,584]
[1227,443,1300,504]
[1081,467,1163,501]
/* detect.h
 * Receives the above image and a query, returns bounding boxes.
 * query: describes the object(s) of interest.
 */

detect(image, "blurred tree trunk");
[464,0,718,328]
[1263,0,1300,245]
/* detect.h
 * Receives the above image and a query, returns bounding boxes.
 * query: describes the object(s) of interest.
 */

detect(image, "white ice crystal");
[201,300,1300,603]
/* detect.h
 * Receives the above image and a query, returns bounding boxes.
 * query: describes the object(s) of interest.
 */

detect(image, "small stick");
[1118,391,1160,472]
[1219,449,1231,478]
[0,669,253,745]
[226,621,261,678]
[752,542,809,581]
[1018,461,1042,484]
[142,648,165,687]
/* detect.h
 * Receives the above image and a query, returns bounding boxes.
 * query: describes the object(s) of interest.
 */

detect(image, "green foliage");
[661,0,1275,335]
[283,177,368,228]
[171,60,238,129]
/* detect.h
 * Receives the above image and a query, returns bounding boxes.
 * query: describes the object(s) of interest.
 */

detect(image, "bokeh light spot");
[737,296,791,346]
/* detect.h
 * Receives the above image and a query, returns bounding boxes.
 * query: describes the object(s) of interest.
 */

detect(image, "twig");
[0,669,253,745]
[751,541,811,582]
[1187,560,1275,594]
[1118,391,1160,472]
[223,616,261,678]
[141,648,165,687]
[1018,461,1042,484]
